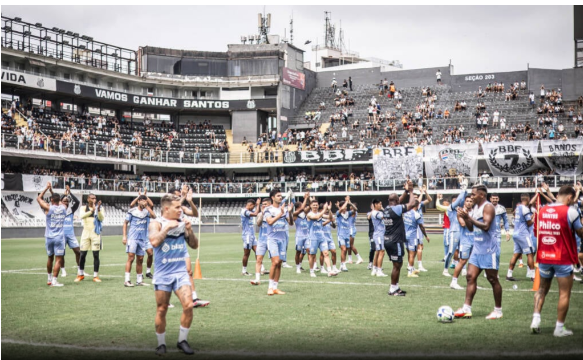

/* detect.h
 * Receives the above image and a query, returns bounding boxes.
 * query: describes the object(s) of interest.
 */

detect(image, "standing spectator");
[331,78,337,93]
[436,69,442,85]
[348,76,353,91]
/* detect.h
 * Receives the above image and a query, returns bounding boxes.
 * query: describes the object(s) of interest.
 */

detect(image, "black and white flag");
[540,140,583,175]
[424,144,479,179]
[481,141,544,176]
[372,146,424,182]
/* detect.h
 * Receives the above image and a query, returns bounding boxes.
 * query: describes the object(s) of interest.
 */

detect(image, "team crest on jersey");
[162,243,170,253]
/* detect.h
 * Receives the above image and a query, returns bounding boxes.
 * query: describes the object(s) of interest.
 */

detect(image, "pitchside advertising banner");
[481,141,544,176]
[1,69,57,91]
[424,144,479,179]
[55,80,276,110]
[372,146,424,182]
[282,67,306,90]
[540,140,583,175]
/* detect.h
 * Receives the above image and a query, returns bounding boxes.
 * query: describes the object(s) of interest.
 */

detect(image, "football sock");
[463,304,472,313]
[178,326,189,343]
[137,274,143,283]
[555,321,564,331]
[146,268,151,274]
[47,273,52,282]
[51,277,58,285]
[348,256,353,262]
[242,266,247,273]
[494,307,502,313]
[125,272,130,282]
[94,272,98,278]
[273,281,278,289]
[156,332,166,346]
[78,269,83,276]
[452,277,458,285]
[389,284,398,292]
[507,269,513,277]
[192,291,197,300]
[255,273,260,282]
[268,279,274,289]
[357,254,363,261]
[518,259,524,265]
[418,261,423,268]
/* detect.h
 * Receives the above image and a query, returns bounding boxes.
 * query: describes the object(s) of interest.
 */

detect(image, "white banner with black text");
[540,140,583,175]
[372,147,424,183]
[481,141,544,176]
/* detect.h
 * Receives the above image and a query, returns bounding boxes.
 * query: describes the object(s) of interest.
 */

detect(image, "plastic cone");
[531,265,540,292]
[193,258,203,280]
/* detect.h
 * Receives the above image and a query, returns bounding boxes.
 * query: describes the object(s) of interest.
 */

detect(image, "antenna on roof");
[290,12,294,45]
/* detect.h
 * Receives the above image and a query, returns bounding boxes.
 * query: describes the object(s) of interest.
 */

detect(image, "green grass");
[2,233,583,360]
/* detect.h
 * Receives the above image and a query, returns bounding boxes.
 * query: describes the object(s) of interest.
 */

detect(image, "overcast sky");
[2,5,575,74]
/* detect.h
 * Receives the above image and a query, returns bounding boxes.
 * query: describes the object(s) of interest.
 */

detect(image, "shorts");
[242,234,257,250]
[373,235,384,251]
[64,233,80,249]
[126,238,148,256]
[326,237,336,251]
[350,228,357,237]
[296,237,308,252]
[153,272,191,293]
[459,242,474,260]
[447,231,460,254]
[309,238,329,255]
[267,237,285,259]
[338,236,351,248]
[80,233,102,251]
[256,239,268,257]
[406,237,418,252]
[46,236,65,256]
[469,252,500,270]
[513,236,536,255]
[538,263,574,279]
[384,241,404,263]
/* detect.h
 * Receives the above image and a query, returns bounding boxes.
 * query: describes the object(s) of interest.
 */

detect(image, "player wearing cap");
[530,185,583,336]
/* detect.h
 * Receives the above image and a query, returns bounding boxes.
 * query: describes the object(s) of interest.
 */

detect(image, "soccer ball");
[437,306,454,323]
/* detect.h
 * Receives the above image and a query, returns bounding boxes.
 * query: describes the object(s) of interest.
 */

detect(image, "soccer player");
[454,184,503,320]
[450,197,475,290]
[264,188,294,295]
[37,182,66,287]
[384,183,417,296]
[506,193,536,281]
[530,185,583,336]
[490,193,510,247]
[169,186,209,308]
[307,200,337,278]
[404,194,429,278]
[366,204,376,270]
[240,198,261,276]
[60,185,81,277]
[370,199,387,277]
[123,195,157,287]
[149,194,199,355]
[281,190,295,269]
[336,197,356,271]
[436,196,451,261]
[321,203,340,275]
[293,193,310,274]
[437,191,468,277]
[74,193,104,283]
[415,186,432,272]
[251,198,271,285]
[129,190,155,279]
[346,203,363,264]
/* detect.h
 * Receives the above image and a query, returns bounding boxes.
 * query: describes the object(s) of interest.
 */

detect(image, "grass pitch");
[2,232,583,360]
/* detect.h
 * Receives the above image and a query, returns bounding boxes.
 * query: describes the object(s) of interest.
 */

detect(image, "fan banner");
[481,141,544,176]
[372,146,424,182]
[1,192,46,222]
[1,173,23,191]
[540,140,583,175]
[424,144,479,179]
[22,174,54,192]
[282,149,370,163]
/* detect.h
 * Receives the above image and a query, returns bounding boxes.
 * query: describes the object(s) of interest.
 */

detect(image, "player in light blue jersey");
[251,198,271,285]
[60,185,81,277]
[240,198,261,276]
[130,190,156,279]
[149,194,199,355]
[404,195,429,278]
[451,196,475,290]
[37,182,67,287]
[490,194,510,247]
[455,184,503,320]
[321,203,340,275]
[440,190,467,277]
[346,202,363,265]
[415,186,432,272]
[507,193,536,281]
[307,200,337,278]
[264,188,295,295]
[336,196,357,271]
[369,198,388,277]
[293,193,310,274]
[123,194,157,287]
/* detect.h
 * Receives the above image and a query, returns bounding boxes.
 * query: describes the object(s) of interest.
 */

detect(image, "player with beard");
[454,185,503,320]
[384,182,417,296]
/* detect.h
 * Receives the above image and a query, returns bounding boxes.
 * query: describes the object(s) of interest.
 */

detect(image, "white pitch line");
[3,272,583,294]
[2,338,583,358]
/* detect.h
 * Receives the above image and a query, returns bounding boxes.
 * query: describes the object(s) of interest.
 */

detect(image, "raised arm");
[450,189,467,210]
[421,185,432,204]
[69,189,80,213]
[146,205,157,219]
[36,182,52,213]
[405,191,417,211]
[249,198,261,217]
[256,210,265,227]
[435,194,448,212]
[184,188,198,217]
[184,220,199,249]
[287,202,294,226]
[294,192,310,216]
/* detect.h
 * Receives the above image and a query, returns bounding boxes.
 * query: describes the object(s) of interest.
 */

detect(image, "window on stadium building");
[146,55,180,74]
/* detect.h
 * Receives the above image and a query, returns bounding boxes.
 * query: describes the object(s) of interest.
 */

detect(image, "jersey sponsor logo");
[541,236,556,245]
[540,221,561,230]
[161,257,185,264]
[540,251,557,260]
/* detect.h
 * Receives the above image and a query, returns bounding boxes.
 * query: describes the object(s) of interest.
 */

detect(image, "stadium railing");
[15,175,583,195]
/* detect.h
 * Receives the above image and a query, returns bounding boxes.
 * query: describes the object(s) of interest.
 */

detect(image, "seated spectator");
[444,109,450,119]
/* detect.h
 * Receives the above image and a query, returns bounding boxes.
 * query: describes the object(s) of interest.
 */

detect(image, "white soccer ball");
[437,306,454,323]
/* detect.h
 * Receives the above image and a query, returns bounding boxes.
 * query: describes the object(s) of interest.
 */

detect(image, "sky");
[1,5,575,74]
